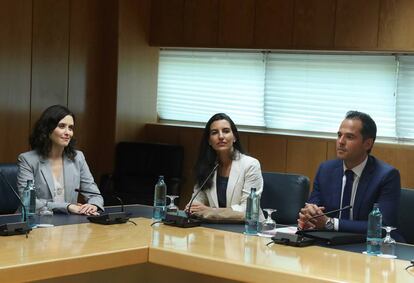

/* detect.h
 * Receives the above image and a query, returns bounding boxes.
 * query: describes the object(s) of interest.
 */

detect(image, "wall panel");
[68,0,118,179]
[287,0,336,49]
[31,0,70,123]
[378,0,414,50]
[183,0,218,47]
[150,0,184,46]
[286,137,328,186]
[248,134,287,173]
[335,0,380,49]
[0,0,32,162]
[218,0,255,47]
[254,0,294,48]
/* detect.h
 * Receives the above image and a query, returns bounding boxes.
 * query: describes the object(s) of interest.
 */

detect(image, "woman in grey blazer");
[186,113,263,219]
[17,105,104,215]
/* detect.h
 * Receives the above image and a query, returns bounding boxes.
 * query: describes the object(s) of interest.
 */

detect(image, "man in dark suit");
[298,111,401,235]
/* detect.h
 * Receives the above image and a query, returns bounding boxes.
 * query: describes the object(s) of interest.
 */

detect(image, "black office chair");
[398,188,414,244]
[0,163,20,214]
[260,172,310,225]
[101,142,184,206]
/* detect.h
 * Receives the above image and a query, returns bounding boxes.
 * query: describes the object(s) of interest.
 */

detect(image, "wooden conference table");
[0,206,413,283]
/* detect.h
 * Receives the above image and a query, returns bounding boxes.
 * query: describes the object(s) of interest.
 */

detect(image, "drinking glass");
[166,195,179,215]
[380,226,397,258]
[37,200,54,227]
[258,208,277,237]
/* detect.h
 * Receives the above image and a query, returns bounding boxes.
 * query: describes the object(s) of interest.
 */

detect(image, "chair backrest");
[112,142,184,205]
[261,172,310,225]
[398,188,414,244]
[0,163,20,214]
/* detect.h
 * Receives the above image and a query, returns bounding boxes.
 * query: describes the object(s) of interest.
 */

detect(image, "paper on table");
[257,226,298,238]
[275,226,298,234]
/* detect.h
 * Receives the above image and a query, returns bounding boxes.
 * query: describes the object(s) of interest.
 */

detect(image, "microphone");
[0,171,31,237]
[163,163,219,228]
[75,188,130,225]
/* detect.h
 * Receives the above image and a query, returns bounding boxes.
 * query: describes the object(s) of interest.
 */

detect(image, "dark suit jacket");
[308,155,401,235]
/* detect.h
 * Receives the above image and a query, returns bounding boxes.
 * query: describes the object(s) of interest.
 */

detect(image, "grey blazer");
[17,150,104,213]
[192,153,263,213]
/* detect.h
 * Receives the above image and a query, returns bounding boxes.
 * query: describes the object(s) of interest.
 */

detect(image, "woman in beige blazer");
[17,105,104,215]
[186,113,263,220]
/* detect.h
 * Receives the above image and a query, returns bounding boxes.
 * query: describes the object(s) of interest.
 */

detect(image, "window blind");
[396,56,414,139]
[264,54,397,137]
[157,50,265,127]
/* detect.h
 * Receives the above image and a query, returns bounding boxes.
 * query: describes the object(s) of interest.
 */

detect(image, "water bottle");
[153,176,167,220]
[22,180,36,227]
[366,203,382,255]
[245,187,260,235]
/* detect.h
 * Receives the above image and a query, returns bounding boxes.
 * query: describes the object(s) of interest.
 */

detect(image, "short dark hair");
[345,110,376,153]
[194,113,245,188]
[29,105,77,159]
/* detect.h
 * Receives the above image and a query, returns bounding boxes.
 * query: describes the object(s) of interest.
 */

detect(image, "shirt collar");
[343,156,368,178]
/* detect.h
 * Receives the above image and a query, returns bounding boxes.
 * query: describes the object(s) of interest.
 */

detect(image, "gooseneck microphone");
[163,163,219,228]
[187,163,220,215]
[0,171,31,237]
[75,188,130,225]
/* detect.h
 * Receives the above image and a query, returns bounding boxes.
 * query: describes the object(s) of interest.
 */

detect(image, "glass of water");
[38,200,54,227]
[379,226,397,258]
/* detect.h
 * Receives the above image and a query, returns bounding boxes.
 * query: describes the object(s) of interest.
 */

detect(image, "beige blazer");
[17,150,104,213]
[192,153,263,213]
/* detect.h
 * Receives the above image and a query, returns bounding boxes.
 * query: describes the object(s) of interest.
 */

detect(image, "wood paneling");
[378,0,414,51]
[31,0,70,123]
[335,0,380,49]
[178,128,203,207]
[254,0,294,48]
[327,140,337,160]
[293,0,336,49]
[145,124,180,145]
[117,0,158,143]
[150,0,184,46]
[183,0,218,47]
[68,0,118,178]
[218,0,255,47]
[0,0,32,162]
[371,144,414,189]
[248,134,287,172]
[0,0,120,182]
[284,138,327,186]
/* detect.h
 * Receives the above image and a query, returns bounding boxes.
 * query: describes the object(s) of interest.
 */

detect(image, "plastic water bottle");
[245,188,260,235]
[22,180,36,227]
[153,176,167,221]
[366,203,382,255]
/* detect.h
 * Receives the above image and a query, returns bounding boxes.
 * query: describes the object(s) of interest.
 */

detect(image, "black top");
[216,175,229,208]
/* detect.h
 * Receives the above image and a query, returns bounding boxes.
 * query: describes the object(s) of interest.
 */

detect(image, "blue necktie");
[341,169,354,219]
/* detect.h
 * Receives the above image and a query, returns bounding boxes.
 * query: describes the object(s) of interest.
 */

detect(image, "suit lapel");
[353,156,374,219]
[226,158,242,207]
[39,158,55,197]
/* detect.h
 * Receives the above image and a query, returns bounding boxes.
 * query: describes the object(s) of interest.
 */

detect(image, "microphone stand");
[163,163,219,228]
[75,189,130,225]
[0,171,31,237]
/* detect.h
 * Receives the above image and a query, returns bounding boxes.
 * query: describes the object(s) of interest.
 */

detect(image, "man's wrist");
[325,217,334,230]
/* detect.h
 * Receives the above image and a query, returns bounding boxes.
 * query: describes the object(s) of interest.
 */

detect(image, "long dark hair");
[29,105,77,160]
[194,113,245,188]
